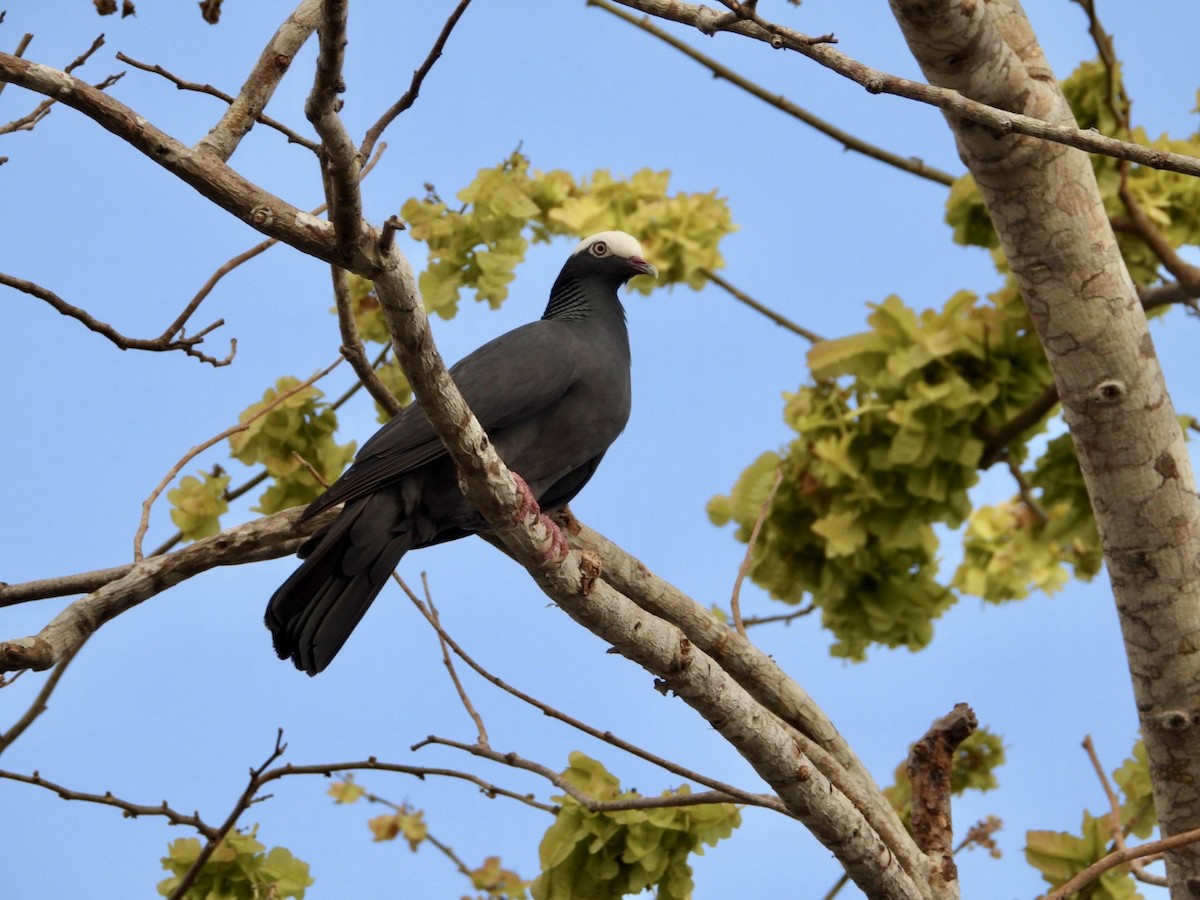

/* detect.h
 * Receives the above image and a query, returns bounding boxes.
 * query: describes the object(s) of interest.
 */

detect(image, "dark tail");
[266,492,413,676]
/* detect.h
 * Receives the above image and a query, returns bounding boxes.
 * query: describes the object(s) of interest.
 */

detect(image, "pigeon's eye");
[589,240,609,258]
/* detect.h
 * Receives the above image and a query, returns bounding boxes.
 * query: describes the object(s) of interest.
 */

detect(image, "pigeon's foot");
[511,473,570,569]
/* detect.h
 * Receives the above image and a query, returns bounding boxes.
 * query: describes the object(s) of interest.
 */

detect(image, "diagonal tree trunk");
[888,0,1200,893]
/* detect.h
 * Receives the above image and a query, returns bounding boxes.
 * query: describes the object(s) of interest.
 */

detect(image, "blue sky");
[2,1,1199,897]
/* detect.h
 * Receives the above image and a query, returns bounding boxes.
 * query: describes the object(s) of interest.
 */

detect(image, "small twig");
[0,637,87,754]
[1082,735,1167,886]
[167,730,290,900]
[115,51,320,152]
[401,573,784,814]
[592,0,955,187]
[703,270,824,342]
[133,357,343,561]
[358,0,474,161]
[0,273,235,367]
[415,735,755,814]
[420,572,490,747]
[729,467,783,637]
[976,382,1060,469]
[741,604,816,628]
[1044,827,1200,900]
[1005,457,1048,526]
[0,767,219,839]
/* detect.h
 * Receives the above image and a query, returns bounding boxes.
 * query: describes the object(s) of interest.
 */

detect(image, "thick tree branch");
[306,0,364,259]
[0,53,376,273]
[0,505,335,673]
[887,0,1200,890]
[609,0,1200,178]
[193,0,321,161]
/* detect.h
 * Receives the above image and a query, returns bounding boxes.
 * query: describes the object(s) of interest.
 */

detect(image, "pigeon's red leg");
[511,473,570,567]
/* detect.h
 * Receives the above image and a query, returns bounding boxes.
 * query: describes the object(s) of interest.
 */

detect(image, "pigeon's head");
[568,231,658,289]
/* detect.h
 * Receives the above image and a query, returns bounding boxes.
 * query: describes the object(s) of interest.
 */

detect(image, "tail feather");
[266,494,413,675]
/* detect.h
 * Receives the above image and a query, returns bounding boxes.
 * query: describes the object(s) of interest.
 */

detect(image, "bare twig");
[0,638,87,754]
[133,357,343,561]
[0,273,236,367]
[358,0,474,161]
[729,467,783,636]
[741,604,816,628]
[400,556,787,813]
[167,731,290,900]
[592,0,956,186]
[0,768,219,839]
[332,265,405,417]
[606,0,1200,178]
[115,51,319,152]
[420,573,490,747]
[1005,457,1048,526]
[415,735,758,815]
[1083,735,1167,886]
[703,270,824,342]
[1044,827,1200,900]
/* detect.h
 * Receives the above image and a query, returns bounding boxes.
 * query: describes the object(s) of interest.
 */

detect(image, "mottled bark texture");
[889,1,1200,894]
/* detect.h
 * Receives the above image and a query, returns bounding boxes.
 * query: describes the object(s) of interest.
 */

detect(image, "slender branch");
[977,382,1060,469]
[332,265,404,416]
[729,467,783,636]
[401,560,779,811]
[0,638,87,755]
[419,573,489,747]
[0,768,219,839]
[1044,827,1200,900]
[0,273,235,367]
[358,0,475,161]
[167,731,290,900]
[742,605,816,628]
[132,357,343,561]
[703,270,824,342]
[1083,735,1167,886]
[415,735,760,815]
[592,0,956,186]
[115,51,319,152]
[607,0,1200,178]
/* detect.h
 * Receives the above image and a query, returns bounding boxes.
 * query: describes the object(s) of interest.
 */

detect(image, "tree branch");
[0,505,335,673]
[358,0,475,161]
[0,272,236,367]
[193,0,322,162]
[907,703,977,894]
[608,0,1200,177]
[592,0,956,187]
